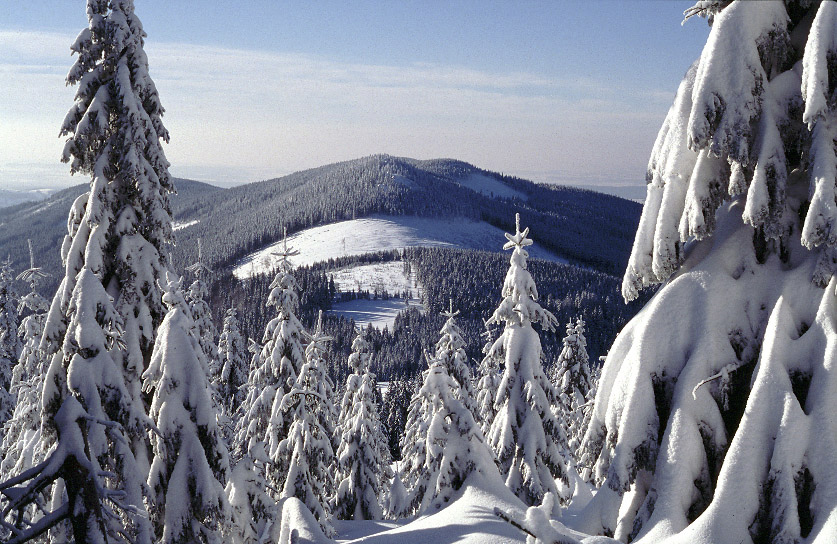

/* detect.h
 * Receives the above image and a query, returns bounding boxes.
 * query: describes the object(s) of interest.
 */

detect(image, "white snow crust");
[456,173,527,201]
[233,215,564,279]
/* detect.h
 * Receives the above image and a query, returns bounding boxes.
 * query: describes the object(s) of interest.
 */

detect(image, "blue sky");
[0,1,709,189]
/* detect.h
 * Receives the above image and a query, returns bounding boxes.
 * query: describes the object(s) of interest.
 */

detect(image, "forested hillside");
[0,178,221,293]
[172,155,640,276]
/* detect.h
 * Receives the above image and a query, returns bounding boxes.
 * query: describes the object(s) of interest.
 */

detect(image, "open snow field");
[232,214,565,279]
[456,173,527,201]
[327,262,424,329]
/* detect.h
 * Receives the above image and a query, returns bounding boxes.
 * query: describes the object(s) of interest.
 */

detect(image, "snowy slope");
[456,173,527,201]
[233,215,566,279]
[0,188,54,209]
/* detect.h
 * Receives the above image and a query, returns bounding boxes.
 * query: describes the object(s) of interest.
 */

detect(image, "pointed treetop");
[16,239,50,292]
[270,227,300,272]
[503,213,533,251]
[306,310,334,348]
[441,298,460,319]
[185,238,213,278]
[158,270,187,311]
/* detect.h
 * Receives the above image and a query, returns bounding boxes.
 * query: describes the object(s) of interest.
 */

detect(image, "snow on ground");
[233,214,564,279]
[329,298,422,330]
[172,219,199,231]
[457,173,527,201]
[327,262,424,330]
[339,473,529,544]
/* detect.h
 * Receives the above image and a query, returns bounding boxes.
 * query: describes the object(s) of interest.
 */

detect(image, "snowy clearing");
[329,298,422,330]
[233,214,564,279]
[172,219,200,231]
[456,173,527,201]
[329,262,419,297]
[327,262,424,329]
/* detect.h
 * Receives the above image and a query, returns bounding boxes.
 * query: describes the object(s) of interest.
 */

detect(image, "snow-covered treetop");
[488,213,557,331]
[305,310,333,362]
[15,240,50,298]
[268,229,301,314]
[185,238,213,278]
[348,328,372,375]
[623,1,837,301]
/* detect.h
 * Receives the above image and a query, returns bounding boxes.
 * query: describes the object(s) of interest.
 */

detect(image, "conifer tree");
[580,3,837,541]
[475,320,502,437]
[225,456,275,544]
[334,329,391,520]
[400,354,497,516]
[551,317,591,452]
[0,259,21,426]
[234,231,306,458]
[487,214,569,507]
[143,272,231,543]
[186,239,219,371]
[434,300,478,421]
[1,0,174,540]
[217,308,249,418]
[1,242,50,481]
[271,318,337,537]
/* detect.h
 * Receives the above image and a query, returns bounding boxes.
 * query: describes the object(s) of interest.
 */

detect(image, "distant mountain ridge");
[171,155,642,277]
[1,156,642,286]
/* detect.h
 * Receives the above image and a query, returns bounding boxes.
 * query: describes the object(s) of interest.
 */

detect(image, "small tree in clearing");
[487,214,570,507]
[143,272,231,543]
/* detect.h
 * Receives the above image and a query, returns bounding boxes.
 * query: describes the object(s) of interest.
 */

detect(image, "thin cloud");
[1,30,667,187]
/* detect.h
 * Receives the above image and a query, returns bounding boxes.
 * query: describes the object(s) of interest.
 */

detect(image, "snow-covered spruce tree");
[475,320,502,437]
[143,272,231,543]
[434,300,479,421]
[382,376,412,461]
[186,239,219,372]
[1,1,173,541]
[0,243,51,481]
[551,317,591,453]
[225,456,275,544]
[217,308,249,419]
[234,232,306,460]
[270,319,337,538]
[578,3,837,542]
[0,258,21,427]
[397,354,435,517]
[334,329,392,520]
[487,213,570,507]
[400,354,498,517]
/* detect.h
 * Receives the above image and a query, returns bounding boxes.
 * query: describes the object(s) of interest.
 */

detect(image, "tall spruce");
[551,317,591,453]
[234,231,306,461]
[486,214,570,506]
[271,312,337,537]
[579,3,837,542]
[1,242,50,481]
[434,300,478,421]
[334,329,391,520]
[0,259,21,426]
[0,1,173,541]
[143,272,231,543]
